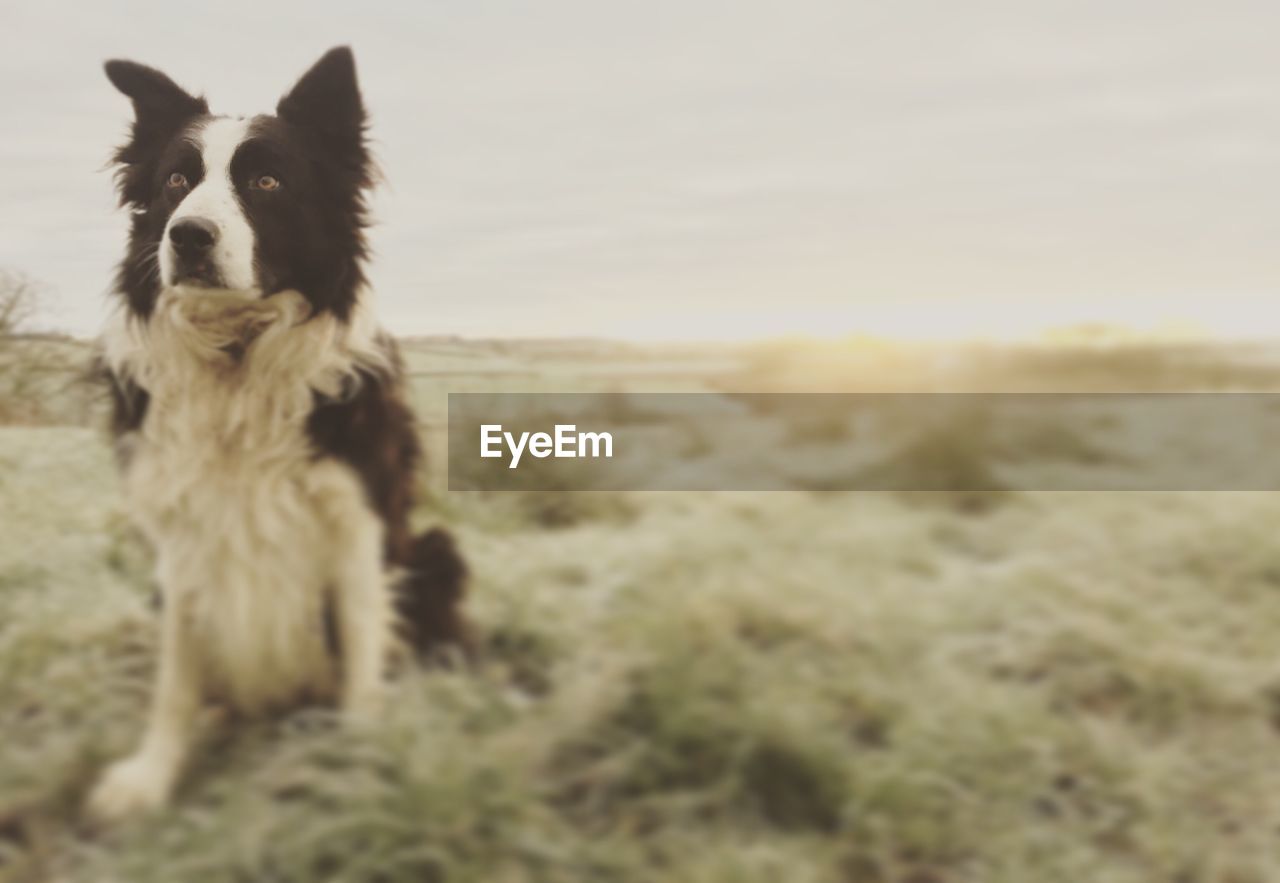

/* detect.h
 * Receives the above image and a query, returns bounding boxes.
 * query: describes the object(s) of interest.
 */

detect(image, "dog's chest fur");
[107,290,387,713]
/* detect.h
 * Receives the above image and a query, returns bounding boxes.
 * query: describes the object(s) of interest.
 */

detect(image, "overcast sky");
[1,1,1277,340]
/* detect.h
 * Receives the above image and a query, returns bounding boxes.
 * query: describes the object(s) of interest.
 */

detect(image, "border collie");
[89,47,468,821]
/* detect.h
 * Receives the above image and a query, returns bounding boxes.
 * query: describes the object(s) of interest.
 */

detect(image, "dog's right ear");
[105,60,207,126]
[104,61,207,204]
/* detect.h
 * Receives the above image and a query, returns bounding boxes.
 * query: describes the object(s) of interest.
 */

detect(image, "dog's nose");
[169,218,218,256]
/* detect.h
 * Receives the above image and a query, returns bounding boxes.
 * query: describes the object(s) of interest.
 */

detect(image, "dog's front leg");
[333,511,391,723]
[88,594,201,822]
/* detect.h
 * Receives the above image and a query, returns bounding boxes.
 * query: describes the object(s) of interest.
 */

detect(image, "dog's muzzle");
[168,217,222,287]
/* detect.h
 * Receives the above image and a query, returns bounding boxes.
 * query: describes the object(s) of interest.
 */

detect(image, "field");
[2,334,1280,882]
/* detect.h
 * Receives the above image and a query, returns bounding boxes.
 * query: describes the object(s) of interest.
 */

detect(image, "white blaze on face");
[160,117,258,293]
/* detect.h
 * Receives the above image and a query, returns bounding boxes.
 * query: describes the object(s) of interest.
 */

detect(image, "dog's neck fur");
[105,289,388,410]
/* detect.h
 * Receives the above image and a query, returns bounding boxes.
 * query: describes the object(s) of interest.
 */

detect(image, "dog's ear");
[276,47,373,321]
[104,60,207,205]
[105,61,206,126]
[277,47,365,148]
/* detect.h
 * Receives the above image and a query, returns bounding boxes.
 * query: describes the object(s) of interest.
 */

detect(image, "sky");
[0,0,1277,341]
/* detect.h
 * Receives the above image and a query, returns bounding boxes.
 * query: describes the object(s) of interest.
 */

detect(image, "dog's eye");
[166,172,188,189]
[251,175,281,192]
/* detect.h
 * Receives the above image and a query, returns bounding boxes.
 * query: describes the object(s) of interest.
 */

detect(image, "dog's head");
[105,47,371,320]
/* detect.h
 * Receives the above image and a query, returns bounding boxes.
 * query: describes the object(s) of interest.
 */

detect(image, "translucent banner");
[447,393,1280,491]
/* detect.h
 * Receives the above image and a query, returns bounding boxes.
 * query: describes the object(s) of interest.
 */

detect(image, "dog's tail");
[397,527,473,662]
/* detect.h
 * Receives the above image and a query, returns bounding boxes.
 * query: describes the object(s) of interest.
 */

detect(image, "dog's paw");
[341,685,387,729]
[86,755,172,824]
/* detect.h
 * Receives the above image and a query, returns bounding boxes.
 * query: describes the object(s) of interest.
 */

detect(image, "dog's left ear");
[278,47,365,147]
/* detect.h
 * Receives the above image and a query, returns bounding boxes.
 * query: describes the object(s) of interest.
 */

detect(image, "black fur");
[106,369,150,440]
[104,60,211,318]
[306,343,472,655]
[103,48,468,657]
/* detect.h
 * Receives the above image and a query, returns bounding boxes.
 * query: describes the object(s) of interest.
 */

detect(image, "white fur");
[159,117,258,292]
[90,288,395,821]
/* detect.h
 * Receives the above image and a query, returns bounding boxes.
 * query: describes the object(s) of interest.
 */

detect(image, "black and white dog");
[90,47,467,820]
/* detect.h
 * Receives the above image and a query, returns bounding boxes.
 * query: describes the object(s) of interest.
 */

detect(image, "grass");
[3,338,1280,881]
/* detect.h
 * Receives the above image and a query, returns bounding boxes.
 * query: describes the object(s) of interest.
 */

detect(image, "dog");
[89,47,468,821]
